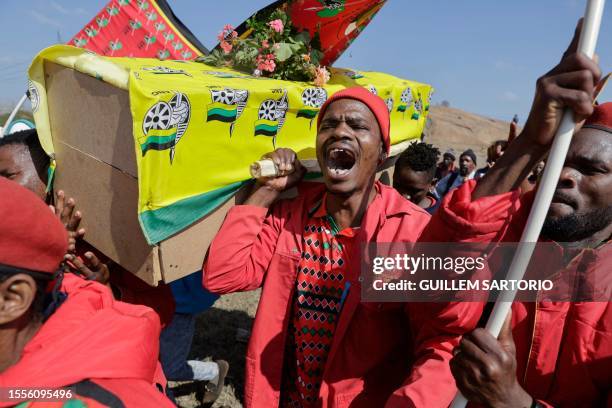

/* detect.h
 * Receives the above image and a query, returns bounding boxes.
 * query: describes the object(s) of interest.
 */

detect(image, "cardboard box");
[45,61,403,285]
[46,61,248,285]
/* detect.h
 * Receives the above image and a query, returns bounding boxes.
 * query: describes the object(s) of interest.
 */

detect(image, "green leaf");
[294,31,311,45]
[275,42,294,62]
[310,49,324,65]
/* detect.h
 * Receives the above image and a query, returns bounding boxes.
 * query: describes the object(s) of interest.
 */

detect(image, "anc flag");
[29,46,432,244]
[207,103,238,123]
[140,128,177,155]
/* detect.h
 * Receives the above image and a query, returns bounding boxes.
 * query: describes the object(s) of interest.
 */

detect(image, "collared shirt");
[435,169,476,198]
[281,195,356,407]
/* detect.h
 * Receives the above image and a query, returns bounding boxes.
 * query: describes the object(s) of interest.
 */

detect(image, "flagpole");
[450,1,605,407]
[1,93,28,137]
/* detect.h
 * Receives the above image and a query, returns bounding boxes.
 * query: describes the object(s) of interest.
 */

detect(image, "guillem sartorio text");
[372,279,554,292]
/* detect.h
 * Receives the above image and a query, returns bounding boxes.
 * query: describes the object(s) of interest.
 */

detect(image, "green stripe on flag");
[140,133,176,154]
[207,107,237,122]
[297,109,318,119]
[139,180,249,244]
[254,123,278,136]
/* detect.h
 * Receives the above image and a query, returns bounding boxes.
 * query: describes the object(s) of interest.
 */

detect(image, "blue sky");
[0,0,610,121]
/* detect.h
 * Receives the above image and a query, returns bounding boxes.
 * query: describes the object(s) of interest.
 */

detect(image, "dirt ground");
[170,106,514,407]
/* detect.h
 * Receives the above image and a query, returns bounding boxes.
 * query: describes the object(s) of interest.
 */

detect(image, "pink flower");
[256,54,276,73]
[261,40,270,49]
[313,65,330,87]
[220,40,233,54]
[268,19,284,33]
[223,24,235,32]
[274,43,280,50]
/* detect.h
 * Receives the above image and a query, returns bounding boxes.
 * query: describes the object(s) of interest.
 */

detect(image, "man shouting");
[204,87,478,407]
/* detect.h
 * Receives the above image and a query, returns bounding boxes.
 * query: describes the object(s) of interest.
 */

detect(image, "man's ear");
[0,274,37,325]
[378,144,388,164]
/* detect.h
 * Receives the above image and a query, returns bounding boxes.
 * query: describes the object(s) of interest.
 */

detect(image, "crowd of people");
[0,22,610,408]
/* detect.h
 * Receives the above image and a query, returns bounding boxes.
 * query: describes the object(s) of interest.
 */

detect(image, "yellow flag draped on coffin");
[29,45,432,244]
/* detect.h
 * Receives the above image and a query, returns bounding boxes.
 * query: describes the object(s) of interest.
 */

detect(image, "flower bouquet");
[198,8,331,85]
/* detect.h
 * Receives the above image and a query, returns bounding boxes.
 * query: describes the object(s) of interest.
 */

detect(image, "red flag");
[68,0,208,60]
[225,0,387,66]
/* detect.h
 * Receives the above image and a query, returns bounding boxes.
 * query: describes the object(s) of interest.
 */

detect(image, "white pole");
[1,93,28,138]
[450,1,605,407]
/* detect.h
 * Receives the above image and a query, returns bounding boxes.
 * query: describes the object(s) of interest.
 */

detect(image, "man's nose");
[558,166,579,189]
[331,121,352,138]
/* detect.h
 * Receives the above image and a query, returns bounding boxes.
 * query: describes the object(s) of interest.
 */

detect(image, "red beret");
[0,178,67,274]
[317,87,391,155]
[583,102,611,133]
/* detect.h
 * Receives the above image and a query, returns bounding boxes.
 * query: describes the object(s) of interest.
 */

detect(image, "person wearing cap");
[435,148,477,199]
[0,125,227,405]
[0,178,174,407]
[432,25,610,407]
[203,87,479,407]
[434,149,456,182]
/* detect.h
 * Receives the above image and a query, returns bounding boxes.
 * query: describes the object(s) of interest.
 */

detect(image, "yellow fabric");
[28,45,432,243]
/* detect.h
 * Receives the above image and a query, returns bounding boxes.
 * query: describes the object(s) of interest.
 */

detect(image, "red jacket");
[433,180,612,407]
[76,240,176,327]
[204,181,480,407]
[0,274,174,408]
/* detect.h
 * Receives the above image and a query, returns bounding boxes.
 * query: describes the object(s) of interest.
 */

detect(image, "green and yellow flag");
[29,45,432,244]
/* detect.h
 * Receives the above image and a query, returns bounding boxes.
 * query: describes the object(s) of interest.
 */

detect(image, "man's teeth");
[329,147,353,157]
[330,168,350,176]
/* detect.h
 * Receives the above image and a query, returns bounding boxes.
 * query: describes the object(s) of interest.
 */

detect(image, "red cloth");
[0,178,67,274]
[69,0,203,60]
[584,101,612,132]
[76,240,176,327]
[434,180,612,407]
[204,181,480,407]
[318,87,391,154]
[0,274,174,408]
[108,265,176,328]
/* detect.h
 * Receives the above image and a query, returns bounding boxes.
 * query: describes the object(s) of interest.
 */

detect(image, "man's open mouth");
[325,146,356,178]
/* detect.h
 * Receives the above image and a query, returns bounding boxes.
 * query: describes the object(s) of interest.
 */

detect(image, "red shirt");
[204,181,481,407]
[431,180,612,407]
